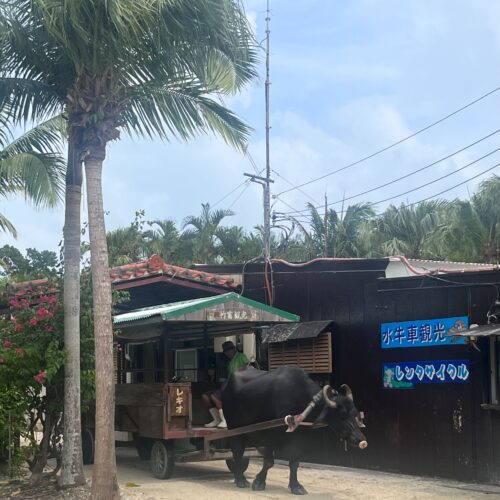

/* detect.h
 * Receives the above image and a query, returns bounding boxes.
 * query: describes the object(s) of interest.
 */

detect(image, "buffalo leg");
[230,437,249,488]
[289,460,307,495]
[252,447,274,491]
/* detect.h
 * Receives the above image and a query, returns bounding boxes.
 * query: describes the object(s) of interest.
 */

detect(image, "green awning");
[113,292,299,325]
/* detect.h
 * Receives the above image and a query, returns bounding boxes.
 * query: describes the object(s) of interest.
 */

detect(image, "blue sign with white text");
[381,316,468,349]
[383,360,470,389]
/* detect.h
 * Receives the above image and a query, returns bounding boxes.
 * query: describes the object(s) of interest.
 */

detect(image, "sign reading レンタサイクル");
[383,360,470,389]
[381,316,468,349]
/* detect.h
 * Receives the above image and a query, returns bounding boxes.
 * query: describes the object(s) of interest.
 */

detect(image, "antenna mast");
[263,0,272,261]
[245,0,273,261]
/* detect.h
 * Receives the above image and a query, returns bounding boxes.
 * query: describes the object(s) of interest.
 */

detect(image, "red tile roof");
[109,254,238,290]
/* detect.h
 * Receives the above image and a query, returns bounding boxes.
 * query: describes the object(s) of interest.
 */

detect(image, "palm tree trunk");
[59,132,86,487]
[85,148,119,500]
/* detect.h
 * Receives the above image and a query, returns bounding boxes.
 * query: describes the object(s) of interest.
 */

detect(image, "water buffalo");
[221,366,367,495]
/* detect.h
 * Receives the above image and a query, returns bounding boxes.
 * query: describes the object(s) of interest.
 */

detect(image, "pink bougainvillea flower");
[44,325,53,333]
[15,347,25,358]
[10,315,17,323]
[2,340,12,348]
[15,324,24,333]
[0,356,4,365]
[9,298,19,308]
[48,295,57,305]
[29,318,38,327]
[37,308,49,318]
[39,295,49,303]
[33,370,46,384]
[20,299,29,309]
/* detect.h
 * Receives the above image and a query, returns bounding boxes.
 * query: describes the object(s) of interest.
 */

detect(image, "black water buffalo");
[221,366,367,495]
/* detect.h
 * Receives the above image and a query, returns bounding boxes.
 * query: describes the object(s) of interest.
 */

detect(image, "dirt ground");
[80,447,500,500]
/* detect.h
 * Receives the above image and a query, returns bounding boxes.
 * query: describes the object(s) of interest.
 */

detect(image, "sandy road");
[86,448,500,500]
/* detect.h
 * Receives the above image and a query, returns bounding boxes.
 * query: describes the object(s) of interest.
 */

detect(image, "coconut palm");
[183,203,235,264]
[299,202,375,258]
[432,176,500,263]
[0,117,65,236]
[375,200,447,259]
[145,219,181,263]
[0,2,257,495]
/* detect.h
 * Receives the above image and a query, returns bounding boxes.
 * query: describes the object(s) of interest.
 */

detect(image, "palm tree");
[0,117,65,236]
[145,219,180,263]
[375,200,447,259]
[299,202,375,258]
[183,203,235,264]
[1,14,87,488]
[1,2,257,496]
[433,176,500,263]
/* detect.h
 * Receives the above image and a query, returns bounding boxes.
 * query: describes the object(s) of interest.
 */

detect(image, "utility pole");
[245,0,272,260]
[324,194,328,257]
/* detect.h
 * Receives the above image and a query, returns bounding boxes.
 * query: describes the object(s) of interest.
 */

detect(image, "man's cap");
[222,340,236,353]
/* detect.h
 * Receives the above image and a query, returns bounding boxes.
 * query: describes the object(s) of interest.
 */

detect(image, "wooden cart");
[83,293,301,479]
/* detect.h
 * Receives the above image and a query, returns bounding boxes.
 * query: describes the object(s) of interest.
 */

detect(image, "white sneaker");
[217,409,227,429]
[205,407,221,428]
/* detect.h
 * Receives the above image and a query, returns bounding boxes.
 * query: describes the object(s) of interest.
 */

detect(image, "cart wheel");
[82,427,95,465]
[135,437,153,461]
[151,440,175,479]
[226,457,249,473]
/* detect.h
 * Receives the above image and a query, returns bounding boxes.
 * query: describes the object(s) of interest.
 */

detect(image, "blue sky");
[2,0,500,253]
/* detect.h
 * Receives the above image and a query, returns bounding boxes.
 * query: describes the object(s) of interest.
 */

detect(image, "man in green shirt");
[203,340,248,428]
[227,343,249,377]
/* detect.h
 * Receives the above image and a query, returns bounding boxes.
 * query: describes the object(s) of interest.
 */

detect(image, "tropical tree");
[374,200,447,259]
[145,219,181,263]
[296,202,375,258]
[432,176,500,263]
[0,14,86,488]
[183,203,235,264]
[0,118,65,237]
[1,2,257,496]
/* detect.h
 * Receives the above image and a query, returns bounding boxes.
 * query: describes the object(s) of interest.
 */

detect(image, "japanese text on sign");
[383,360,470,389]
[206,308,258,321]
[174,388,186,415]
[381,316,468,349]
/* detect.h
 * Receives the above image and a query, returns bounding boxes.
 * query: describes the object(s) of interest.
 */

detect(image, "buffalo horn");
[340,384,353,401]
[322,385,337,408]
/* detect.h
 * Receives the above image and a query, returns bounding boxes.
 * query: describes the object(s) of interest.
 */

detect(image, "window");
[175,349,198,382]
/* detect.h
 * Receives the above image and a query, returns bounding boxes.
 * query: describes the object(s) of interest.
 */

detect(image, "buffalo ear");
[340,384,353,401]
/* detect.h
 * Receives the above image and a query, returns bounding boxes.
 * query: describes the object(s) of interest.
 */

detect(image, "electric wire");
[272,169,321,206]
[279,147,500,214]
[282,129,500,214]
[369,147,500,206]
[275,85,500,197]
[404,160,500,208]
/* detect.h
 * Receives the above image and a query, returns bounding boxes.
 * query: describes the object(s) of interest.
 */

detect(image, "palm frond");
[0,212,17,238]
[0,151,65,207]
[123,83,252,150]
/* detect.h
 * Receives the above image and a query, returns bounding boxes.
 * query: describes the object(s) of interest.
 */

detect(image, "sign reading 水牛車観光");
[381,316,468,349]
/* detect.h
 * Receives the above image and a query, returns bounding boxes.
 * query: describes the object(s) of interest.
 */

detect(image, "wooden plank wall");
[242,263,500,484]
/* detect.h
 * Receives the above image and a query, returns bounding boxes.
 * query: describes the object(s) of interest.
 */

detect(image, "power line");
[404,161,500,208]
[281,148,500,215]
[212,180,248,208]
[282,129,500,215]
[275,85,500,197]
[228,180,253,209]
[272,169,322,205]
[370,147,500,206]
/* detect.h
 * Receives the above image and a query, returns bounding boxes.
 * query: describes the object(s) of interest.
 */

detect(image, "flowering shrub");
[0,290,66,480]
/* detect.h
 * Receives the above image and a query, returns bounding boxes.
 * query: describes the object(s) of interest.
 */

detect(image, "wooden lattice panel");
[268,332,332,373]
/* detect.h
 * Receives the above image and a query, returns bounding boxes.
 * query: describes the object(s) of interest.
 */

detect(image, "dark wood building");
[195,258,500,485]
